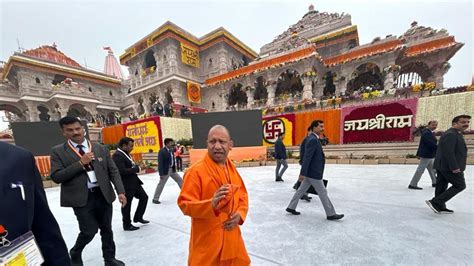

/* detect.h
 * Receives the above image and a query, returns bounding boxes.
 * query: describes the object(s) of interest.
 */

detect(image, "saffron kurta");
[177,154,250,266]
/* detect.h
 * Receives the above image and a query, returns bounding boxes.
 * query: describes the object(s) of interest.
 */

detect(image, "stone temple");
[0,5,463,123]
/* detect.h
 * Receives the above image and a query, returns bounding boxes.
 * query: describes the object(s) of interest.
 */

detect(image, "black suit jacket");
[298,136,310,165]
[112,151,143,192]
[50,141,125,208]
[158,147,175,176]
[274,139,287,159]
[0,142,71,265]
[434,128,468,172]
[300,133,326,180]
[416,129,437,158]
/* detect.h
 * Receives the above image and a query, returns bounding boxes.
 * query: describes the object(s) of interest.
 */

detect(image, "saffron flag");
[187,81,201,103]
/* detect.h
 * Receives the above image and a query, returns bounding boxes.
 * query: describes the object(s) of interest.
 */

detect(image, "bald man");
[177,125,250,266]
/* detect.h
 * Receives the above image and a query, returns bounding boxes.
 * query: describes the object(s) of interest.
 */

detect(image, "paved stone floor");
[46,164,474,265]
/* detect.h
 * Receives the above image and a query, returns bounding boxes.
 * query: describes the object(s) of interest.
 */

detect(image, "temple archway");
[346,63,383,93]
[144,50,157,69]
[37,105,50,121]
[227,83,247,109]
[254,76,268,106]
[67,104,91,121]
[0,104,25,123]
[275,69,303,100]
[397,61,431,88]
[323,71,336,96]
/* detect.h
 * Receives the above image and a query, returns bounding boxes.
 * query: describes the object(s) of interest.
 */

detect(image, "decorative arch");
[275,69,303,99]
[254,76,268,104]
[227,83,247,108]
[346,62,383,93]
[0,104,25,123]
[397,61,432,88]
[144,50,157,69]
[37,105,50,121]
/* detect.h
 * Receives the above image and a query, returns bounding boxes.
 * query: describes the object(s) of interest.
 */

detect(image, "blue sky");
[0,0,472,129]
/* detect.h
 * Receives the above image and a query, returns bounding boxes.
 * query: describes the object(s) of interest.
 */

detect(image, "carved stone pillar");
[301,76,314,100]
[384,71,394,90]
[142,93,152,114]
[266,82,277,106]
[167,45,178,74]
[218,49,228,75]
[24,101,39,122]
[245,88,255,109]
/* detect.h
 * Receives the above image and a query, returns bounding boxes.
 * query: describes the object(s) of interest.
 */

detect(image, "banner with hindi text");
[341,99,418,144]
[180,43,200,67]
[123,117,163,153]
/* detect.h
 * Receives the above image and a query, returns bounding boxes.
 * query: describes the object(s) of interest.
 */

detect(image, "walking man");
[50,116,126,266]
[286,120,344,221]
[153,138,183,204]
[274,133,288,182]
[113,137,149,231]
[426,115,470,214]
[409,120,438,189]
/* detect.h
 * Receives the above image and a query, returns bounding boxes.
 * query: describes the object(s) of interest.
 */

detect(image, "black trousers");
[121,185,148,227]
[432,170,466,208]
[71,189,115,259]
[176,157,183,171]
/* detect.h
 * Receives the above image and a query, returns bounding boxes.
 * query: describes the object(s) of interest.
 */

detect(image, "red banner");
[341,99,418,143]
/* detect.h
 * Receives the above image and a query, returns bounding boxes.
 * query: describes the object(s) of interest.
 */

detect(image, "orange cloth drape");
[35,156,51,177]
[205,46,316,86]
[295,109,341,145]
[101,124,125,145]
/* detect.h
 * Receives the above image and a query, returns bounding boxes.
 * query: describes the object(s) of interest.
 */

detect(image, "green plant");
[326,155,341,160]
[375,155,389,159]
[406,154,418,158]
[362,154,376,159]
[287,150,294,159]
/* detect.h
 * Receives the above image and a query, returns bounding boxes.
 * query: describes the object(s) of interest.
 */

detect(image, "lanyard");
[117,148,135,165]
[67,139,93,159]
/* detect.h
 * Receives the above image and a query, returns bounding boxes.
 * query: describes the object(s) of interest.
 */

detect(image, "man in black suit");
[426,115,471,214]
[0,142,71,265]
[286,120,344,221]
[274,133,287,182]
[50,116,127,266]
[408,120,438,189]
[112,137,149,231]
[152,138,183,204]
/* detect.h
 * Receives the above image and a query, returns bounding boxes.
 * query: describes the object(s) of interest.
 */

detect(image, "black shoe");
[432,184,436,187]
[133,218,150,224]
[293,181,301,190]
[152,200,161,204]
[327,214,344,220]
[123,225,139,231]
[300,195,311,202]
[425,200,441,214]
[70,250,83,266]
[408,185,423,190]
[439,207,454,214]
[276,177,284,182]
[285,208,300,215]
[104,258,125,266]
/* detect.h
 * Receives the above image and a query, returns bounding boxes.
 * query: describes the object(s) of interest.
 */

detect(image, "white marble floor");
[46,164,474,265]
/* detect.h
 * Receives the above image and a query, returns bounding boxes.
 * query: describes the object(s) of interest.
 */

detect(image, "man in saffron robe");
[177,125,250,266]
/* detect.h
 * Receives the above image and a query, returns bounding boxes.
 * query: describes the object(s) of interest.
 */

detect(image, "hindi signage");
[341,99,418,143]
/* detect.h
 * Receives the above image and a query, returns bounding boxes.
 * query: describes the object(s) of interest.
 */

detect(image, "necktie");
[77,145,94,171]
[169,149,174,167]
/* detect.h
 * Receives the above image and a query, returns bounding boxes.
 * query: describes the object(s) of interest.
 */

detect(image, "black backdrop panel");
[191,110,262,149]
[11,121,90,156]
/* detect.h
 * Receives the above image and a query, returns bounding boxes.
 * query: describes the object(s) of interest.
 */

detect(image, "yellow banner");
[262,116,294,147]
[187,81,201,103]
[125,120,161,153]
[181,43,200,67]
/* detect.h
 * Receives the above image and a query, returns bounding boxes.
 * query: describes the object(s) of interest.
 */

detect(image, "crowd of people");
[0,114,470,265]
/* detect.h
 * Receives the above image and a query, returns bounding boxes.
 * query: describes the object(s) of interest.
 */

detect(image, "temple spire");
[103,47,124,79]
